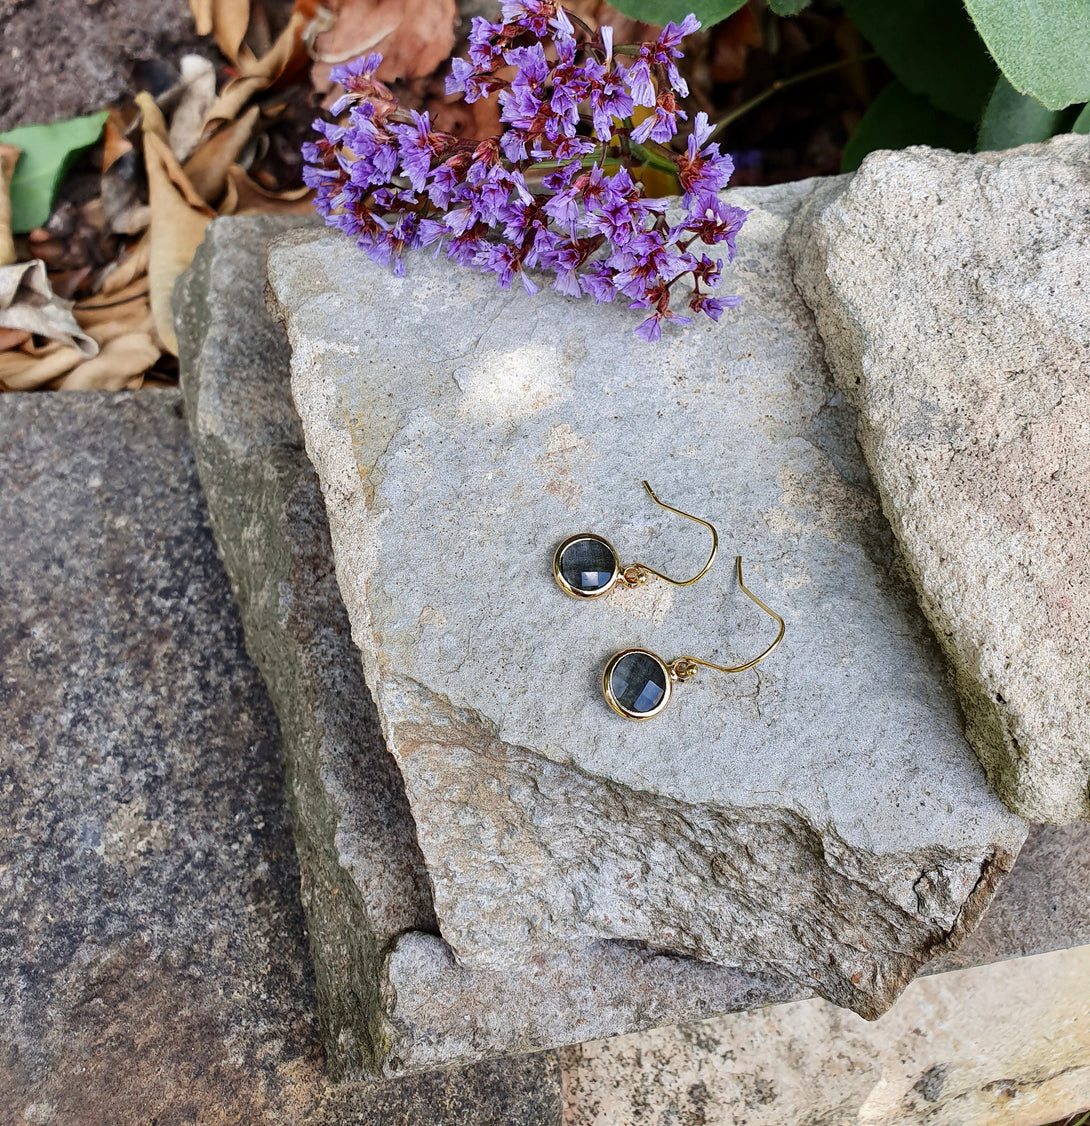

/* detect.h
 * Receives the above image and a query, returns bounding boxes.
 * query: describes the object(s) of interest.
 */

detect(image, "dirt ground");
[0,0,209,131]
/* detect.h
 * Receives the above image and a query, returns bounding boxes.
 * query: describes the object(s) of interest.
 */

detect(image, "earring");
[553,480,719,599]
[601,557,785,720]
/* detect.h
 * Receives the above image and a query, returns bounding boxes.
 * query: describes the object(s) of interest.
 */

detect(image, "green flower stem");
[709,52,877,141]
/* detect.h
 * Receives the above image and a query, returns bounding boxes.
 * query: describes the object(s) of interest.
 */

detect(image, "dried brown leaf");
[0,327,30,352]
[143,132,215,355]
[0,260,98,356]
[197,0,252,64]
[135,92,170,144]
[183,105,261,205]
[709,5,762,85]
[309,0,455,79]
[169,55,220,162]
[52,332,161,390]
[219,164,313,215]
[99,234,151,296]
[102,112,133,174]
[76,277,151,328]
[204,11,309,129]
[0,143,19,267]
[0,344,83,391]
[191,0,215,36]
[84,307,155,347]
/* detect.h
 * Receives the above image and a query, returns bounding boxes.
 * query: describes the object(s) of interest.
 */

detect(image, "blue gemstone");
[558,536,617,594]
[609,651,667,715]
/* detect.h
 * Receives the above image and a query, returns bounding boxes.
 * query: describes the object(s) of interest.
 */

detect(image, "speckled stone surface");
[176,216,808,1080]
[0,391,320,1122]
[266,181,1027,1028]
[0,389,564,1123]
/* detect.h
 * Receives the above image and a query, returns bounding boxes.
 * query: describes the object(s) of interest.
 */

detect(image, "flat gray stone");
[176,216,807,1079]
[790,135,1090,824]
[177,214,1090,1079]
[265,180,1027,1025]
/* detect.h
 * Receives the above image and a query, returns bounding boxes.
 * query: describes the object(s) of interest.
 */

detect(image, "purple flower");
[304,11,742,341]
[677,112,735,203]
[630,93,686,145]
[392,110,451,192]
[622,57,656,108]
[644,15,700,97]
[468,16,505,68]
[690,292,741,322]
[580,262,617,304]
[329,53,386,115]
[480,243,538,295]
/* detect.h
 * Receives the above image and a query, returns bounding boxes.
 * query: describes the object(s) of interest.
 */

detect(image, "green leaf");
[842,0,997,122]
[962,0,1090,111]
[977,75,1064,150]
[842,80,976,172]
[605,0,746,29]
[1073,104,1090,134]
[0,111,109,233]
[768,0,812,15]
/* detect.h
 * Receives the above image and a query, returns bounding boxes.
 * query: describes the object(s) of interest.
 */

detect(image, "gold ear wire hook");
[671,557,785,678]
[623,480,719,588]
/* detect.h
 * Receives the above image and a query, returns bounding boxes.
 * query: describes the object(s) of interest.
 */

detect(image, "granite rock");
[0,391,319,1123]
[790,135,1090,823]
[266,181,1027,1023]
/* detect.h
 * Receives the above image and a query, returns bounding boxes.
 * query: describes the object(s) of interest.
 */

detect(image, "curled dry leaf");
[0,259,98,356]
[136,92,170,144]
[308,0,456,81]
[143,131,215,354]
[184,105,261,204]
[219,164,314,214]
[0,327,30,352]
[709,5,762,85]
[168,55,220,162]
[0,143,19,267]
[189,0,252,65]
[98,233,151,296]
[204,11,310,129]
[53,332,161,391]
[0,340,84,391]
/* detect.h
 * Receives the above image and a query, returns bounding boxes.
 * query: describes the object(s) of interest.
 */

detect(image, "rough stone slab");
[176,216,808,1079]
[266,181,1027,1024]
[790,135,1090,824]
[0,388,566,1121]
[560,944,1090,1126]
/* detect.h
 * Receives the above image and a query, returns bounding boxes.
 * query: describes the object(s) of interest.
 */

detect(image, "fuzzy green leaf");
[768,0,812,15]
[0,111,109,233]
[977,76,1064,150]
[842,0,997,122]
[605,0,746,29]
[962,0,1090,111]
[842,80,976,172]
[1073,104,1090,134]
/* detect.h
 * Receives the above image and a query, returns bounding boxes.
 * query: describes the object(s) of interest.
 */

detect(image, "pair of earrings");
[552,481,785,720]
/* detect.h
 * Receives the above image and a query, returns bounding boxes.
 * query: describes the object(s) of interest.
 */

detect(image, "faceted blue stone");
[558,536,617,594]
[609,651,667,715]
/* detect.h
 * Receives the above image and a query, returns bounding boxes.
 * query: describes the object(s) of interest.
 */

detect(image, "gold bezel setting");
[553,533,621,599]
[602,648,673,720]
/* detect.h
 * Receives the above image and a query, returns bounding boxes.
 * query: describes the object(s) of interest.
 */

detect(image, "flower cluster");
[303,2,748,340]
